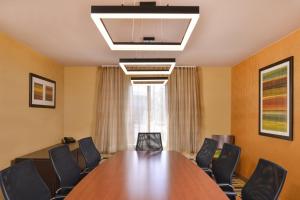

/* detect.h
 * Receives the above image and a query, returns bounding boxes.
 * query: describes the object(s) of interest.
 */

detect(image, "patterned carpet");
[183,153,246,197]
[232,175,246,197]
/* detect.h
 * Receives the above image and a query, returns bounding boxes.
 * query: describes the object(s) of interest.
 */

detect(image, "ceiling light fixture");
[119,58,176,75]
[90,3,199,51]
[131,77,168,85]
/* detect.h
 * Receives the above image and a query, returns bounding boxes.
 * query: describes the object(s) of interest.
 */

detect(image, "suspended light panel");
[90,3,200,51]
[131,77,168,86]
[119,58,175,75]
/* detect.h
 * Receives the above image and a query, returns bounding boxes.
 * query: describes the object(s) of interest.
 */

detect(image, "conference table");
[66,151,229,200]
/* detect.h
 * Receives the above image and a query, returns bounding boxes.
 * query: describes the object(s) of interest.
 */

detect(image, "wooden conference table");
[66,151,229,200]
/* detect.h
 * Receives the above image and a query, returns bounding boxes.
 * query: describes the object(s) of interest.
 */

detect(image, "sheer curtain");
[167,67,201,153]
[94,67,168,153]
[126,84,168,149]
[94,67,130,153]
[94,66,200,153]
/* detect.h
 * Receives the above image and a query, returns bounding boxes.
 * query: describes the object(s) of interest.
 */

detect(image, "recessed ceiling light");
[119,58,176,75]
[90,3,199,51]
[131,77,168,85]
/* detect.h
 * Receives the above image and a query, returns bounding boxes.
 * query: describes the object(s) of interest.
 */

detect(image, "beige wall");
[0,32,64,170]
[200,67,232,139]
[64,67,98,140]
[232,29,300,200]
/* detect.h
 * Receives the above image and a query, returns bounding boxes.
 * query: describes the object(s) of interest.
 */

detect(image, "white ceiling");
[0,0,300,66]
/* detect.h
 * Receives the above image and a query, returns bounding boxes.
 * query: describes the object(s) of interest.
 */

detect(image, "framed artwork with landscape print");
[259,57,293,140]
[29,73,56,108]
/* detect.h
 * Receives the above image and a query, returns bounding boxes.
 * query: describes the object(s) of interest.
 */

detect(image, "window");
[126,84,168,149]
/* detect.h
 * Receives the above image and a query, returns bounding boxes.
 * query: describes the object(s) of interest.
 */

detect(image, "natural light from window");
[126,84,168,149]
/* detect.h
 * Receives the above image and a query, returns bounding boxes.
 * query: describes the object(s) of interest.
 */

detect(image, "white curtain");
[126,84,168,149]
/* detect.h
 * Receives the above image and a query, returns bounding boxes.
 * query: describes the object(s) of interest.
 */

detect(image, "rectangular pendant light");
[119,58,175,75]
[131,77,168,85]
[90,4,199,51]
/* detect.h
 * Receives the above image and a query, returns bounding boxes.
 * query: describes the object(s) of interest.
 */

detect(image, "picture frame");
[29,73,56,108]
[259,57,293,140]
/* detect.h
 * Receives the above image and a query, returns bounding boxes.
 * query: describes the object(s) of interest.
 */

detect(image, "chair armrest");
[55,186,73,195]
[224,191,237,200]
[50,194,66,200]
[219,183,234,189]
[225,192,237,196]
[202,168,214,179]
[81,168,90,174]
[79,170,89,180]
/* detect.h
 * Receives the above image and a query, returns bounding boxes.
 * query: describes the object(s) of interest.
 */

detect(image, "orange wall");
[232,29,300,200]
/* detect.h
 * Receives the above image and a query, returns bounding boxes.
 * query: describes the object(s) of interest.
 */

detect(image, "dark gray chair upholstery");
[49,145,85,195]
[136,132,163,151]
[196,138,218,169]
[223,159,287,200]
[212,143,241,185]
[0,160,63,200]
[78,137,101,171]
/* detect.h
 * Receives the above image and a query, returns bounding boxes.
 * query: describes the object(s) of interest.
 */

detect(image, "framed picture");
[29,73,56,108]
[259,57,293,140]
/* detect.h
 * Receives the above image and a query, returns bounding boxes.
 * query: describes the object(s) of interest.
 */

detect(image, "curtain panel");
[94,67,129,153]
[94,66,201,154]
[167,67,201,153]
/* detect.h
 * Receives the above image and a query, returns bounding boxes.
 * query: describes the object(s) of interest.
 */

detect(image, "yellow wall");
[0,32,64,169]
[200,67,232,138]
[64,67,98,140]
[232,29,300,200]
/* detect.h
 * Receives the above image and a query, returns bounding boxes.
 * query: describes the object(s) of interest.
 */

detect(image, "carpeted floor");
[183,153,246,197]
[232,175,246,197]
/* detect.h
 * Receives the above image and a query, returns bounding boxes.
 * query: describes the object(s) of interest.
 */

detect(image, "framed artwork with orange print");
[29,73,56,108]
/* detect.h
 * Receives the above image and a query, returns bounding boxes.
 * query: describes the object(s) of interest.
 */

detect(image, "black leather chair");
[78,137,101,172]
[0,160,64,200]
[49,145,86,196]
[223,159,287,200]
[136,132,163,151]
[195,138,218,169]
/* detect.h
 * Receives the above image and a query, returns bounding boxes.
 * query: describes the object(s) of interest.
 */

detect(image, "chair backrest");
[212,143,241,184]
[49,145,81,187]
[78,137,101,170]
[0,160,51,200]
[196,138,218,168]
[242,159,287,200]
[136,132,163,151]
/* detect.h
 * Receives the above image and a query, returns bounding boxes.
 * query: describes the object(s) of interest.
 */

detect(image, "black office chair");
[0,160,64,200]
[195,138,218,169]
[49,145,86,196]
[223,159,287,200]
[78,137,101,172]
[204,143,240,196]
[136,132,163,151]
